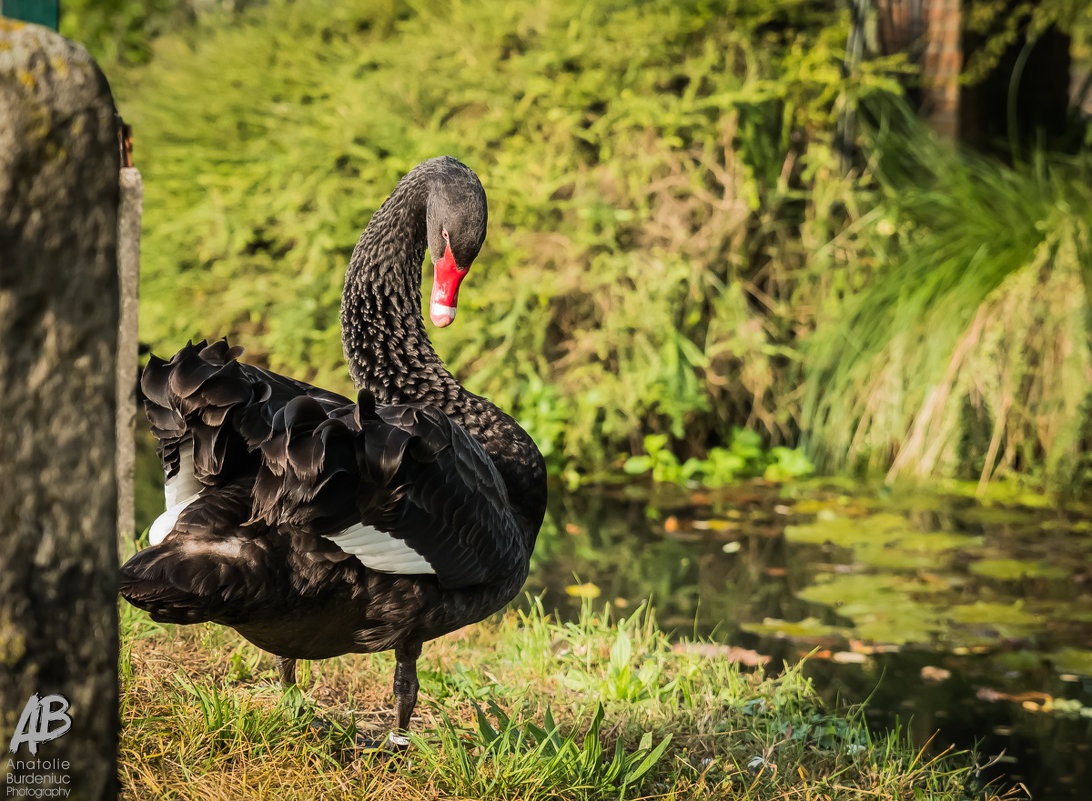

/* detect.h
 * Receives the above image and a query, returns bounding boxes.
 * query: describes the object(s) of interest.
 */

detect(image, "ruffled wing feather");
[139,340,523,590]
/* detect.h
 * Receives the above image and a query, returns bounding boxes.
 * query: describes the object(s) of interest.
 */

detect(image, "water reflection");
[525,479,1092,801]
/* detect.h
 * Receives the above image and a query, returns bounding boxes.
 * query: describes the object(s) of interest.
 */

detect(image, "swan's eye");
[442,229,450,241]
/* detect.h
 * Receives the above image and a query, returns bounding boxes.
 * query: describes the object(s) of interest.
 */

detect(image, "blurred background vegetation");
[62,0,1092,489]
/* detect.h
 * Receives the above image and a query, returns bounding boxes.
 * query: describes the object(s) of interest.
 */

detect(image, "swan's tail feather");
[120,543,223,624]
[120,530,270,625]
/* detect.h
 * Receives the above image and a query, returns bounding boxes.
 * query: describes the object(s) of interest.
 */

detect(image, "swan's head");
[425,157,487,327]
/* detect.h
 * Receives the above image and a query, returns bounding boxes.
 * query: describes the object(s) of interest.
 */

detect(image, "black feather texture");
[120,157,547,681]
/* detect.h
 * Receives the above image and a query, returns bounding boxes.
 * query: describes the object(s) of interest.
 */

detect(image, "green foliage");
[60,0,247,65]
[963,0,1092,81]
[167,671,318,756]
[558,611,673,703]
[800,106,1092,487]
[415,701,670,800]
[622,430,814,486]
[112,0,1092,489]
[61,0,170,64]
[113,0,898,474]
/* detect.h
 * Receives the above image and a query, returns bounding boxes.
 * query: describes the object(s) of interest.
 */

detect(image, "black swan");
[120,156,547,748]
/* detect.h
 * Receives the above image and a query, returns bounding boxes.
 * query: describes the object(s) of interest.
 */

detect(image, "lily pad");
[786,512,908,547]
[741,617,845,641]
[1048,648,1092,677]
[945,601,1041,638]
[969,558,1069,581]
[796,574,946,645]
[786,513,980,572]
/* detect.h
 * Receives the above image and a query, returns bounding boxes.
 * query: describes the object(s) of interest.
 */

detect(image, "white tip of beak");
[430,302,457,327]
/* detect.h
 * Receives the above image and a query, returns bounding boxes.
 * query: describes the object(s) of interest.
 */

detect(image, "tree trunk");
[0,19,120,800]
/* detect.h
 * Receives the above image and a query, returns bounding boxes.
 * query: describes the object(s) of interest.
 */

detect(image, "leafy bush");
[622,431,813,486]
[61,0,249,64]
[111,0,1092,488]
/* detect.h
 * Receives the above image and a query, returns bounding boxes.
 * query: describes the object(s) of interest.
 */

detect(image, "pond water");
[525,479,1092,801]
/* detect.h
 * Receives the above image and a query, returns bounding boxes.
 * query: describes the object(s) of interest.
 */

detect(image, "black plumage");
[120,157,547,745]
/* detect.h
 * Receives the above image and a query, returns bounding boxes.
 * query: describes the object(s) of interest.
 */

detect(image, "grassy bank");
[119,599,1000,800]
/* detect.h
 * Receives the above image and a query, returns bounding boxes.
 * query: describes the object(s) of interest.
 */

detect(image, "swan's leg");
[276,655,297,687]
[389,641,422,748]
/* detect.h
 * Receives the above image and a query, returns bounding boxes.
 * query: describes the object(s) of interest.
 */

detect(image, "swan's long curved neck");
[340,169,459,408]
[340,162,548,541]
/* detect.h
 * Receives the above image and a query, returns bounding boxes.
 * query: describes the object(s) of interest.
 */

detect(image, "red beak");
[429,243,468,327]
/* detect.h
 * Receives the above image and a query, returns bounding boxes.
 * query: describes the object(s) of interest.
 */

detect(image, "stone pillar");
[0,19,120,801]
[117,166,142,556]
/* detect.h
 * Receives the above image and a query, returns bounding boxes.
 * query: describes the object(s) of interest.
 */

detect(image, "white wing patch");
[326,523,436,575]
[150,441,202,546]
[164,442,202,507]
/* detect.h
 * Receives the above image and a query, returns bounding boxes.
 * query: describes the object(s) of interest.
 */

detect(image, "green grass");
[119,599,1006,800]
